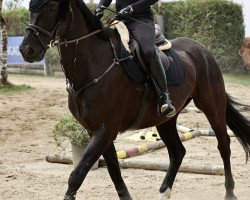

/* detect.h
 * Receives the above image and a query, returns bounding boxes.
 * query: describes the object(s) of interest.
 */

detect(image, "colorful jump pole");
[199,129,235,137]
[176,124,201,141]
[99,159,224,175]
[118,128,201,159]
[117,141,165,159]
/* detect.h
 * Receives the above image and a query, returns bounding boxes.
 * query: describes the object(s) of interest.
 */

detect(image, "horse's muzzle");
[19,44,44,63]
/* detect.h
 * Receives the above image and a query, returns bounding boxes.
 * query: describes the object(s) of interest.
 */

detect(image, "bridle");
[26,0,75,50]
[25,1,132,94]
[25,1,119,49]
[26,22,63,50]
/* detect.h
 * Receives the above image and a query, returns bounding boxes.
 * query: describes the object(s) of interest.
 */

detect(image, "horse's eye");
[49,2,58,11]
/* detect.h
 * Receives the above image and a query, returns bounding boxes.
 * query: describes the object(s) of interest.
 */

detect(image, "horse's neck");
[59,1,113,90]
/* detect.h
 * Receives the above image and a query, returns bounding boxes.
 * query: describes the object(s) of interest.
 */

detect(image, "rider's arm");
[130,0,159,12]
[97,0,112,8]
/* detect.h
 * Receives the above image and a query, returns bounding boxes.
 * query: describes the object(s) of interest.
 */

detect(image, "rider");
[94,0,176,117]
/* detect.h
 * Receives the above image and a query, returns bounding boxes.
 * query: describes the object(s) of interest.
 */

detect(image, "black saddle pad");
[163,48,185,86]
[119,42,185,86]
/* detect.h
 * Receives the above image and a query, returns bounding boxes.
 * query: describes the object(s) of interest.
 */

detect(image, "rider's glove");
[119,6,134,18]
[94,7,104,19]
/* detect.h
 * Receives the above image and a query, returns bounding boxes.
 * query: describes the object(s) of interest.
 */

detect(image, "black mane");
[75,0,105,34]
[75,0,111,40]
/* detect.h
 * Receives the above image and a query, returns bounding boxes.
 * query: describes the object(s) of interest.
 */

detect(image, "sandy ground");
[0,74,250,200]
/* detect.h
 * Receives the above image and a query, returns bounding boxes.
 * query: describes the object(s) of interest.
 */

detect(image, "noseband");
[26,22,63,50]
[25,1,132,94]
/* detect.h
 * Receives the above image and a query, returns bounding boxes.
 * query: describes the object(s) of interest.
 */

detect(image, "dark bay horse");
[19,0,250,199]
[240,37,250,70]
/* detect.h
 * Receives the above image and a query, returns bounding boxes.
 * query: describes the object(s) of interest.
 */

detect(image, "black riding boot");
[148,53,176,117]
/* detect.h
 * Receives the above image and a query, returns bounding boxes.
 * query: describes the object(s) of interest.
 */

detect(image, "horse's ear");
[59,0,71,17]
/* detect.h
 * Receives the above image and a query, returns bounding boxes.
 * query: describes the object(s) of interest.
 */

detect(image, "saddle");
[111,21,184,85]
[110,21,184,128]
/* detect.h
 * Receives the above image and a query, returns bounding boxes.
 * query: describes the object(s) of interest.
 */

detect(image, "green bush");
[158,0,244,72]
[4,1,244,72]
[92,0,245,71]
[3,8,29,36]
[88,3,116,25]
[52,116,90,148]
[45,47,61,70]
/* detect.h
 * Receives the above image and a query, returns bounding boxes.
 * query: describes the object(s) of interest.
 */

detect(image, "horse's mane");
[75,0,110,40]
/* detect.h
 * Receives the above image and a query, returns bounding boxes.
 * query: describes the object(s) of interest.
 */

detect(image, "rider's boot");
[148,53,176,117]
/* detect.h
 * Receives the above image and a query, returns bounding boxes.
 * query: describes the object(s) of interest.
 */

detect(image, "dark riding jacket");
[98,0,158,19]
[98,0,159,62]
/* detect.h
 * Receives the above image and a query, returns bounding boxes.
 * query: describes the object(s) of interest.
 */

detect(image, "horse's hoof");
[159,188,172,200]
[119,196,133,200]
[64,194,76,200]
[224,195,238,200]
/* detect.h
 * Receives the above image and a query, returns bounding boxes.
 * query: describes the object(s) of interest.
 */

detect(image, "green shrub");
[52,116,90,148]
[4,1,244,72]
[158,0,244,72]
[3,8,29,36]
[45,47,61,69]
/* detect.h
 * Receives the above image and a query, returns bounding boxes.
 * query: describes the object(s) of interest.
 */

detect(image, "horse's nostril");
[25,47,35,56]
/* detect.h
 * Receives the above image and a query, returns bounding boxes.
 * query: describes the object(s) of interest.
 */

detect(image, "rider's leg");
[126,18,176,117]
[148,51,176,116]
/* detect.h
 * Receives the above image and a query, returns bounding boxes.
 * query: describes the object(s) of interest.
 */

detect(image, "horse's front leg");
[103,142,133,200]
[64,126,113,200]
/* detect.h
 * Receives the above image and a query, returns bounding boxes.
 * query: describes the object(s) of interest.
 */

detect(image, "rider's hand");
[119,6,133,18]
[94,7,104,19]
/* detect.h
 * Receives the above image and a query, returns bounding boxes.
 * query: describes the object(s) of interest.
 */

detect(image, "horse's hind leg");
[211,121,237,200]
[103,142,132,200]
[193,93,237,199]
[156,115,186,199]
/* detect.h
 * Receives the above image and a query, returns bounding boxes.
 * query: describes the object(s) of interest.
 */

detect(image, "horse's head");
[19,0,71,63]
[240,37,250,71]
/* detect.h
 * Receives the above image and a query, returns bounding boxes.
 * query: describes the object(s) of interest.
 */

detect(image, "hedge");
[158,0,245,72]
[3,8,29,36]
[3,0,244,72]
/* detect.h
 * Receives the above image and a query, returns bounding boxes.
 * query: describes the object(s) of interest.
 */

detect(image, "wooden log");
[99,159,224,175]
[46,155,224,176]
[46,154,73,164]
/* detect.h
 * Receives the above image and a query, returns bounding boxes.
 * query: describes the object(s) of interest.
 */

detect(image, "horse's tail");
[226,94,250,162]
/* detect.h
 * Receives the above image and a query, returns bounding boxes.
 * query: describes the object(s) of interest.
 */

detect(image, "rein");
[26,22,62,50]
[54,21,120,46]
[27,2,129,94]
[52,19,127,94]
[102,6,168,35]
[62,38,132,94]
[70,39,133,95]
